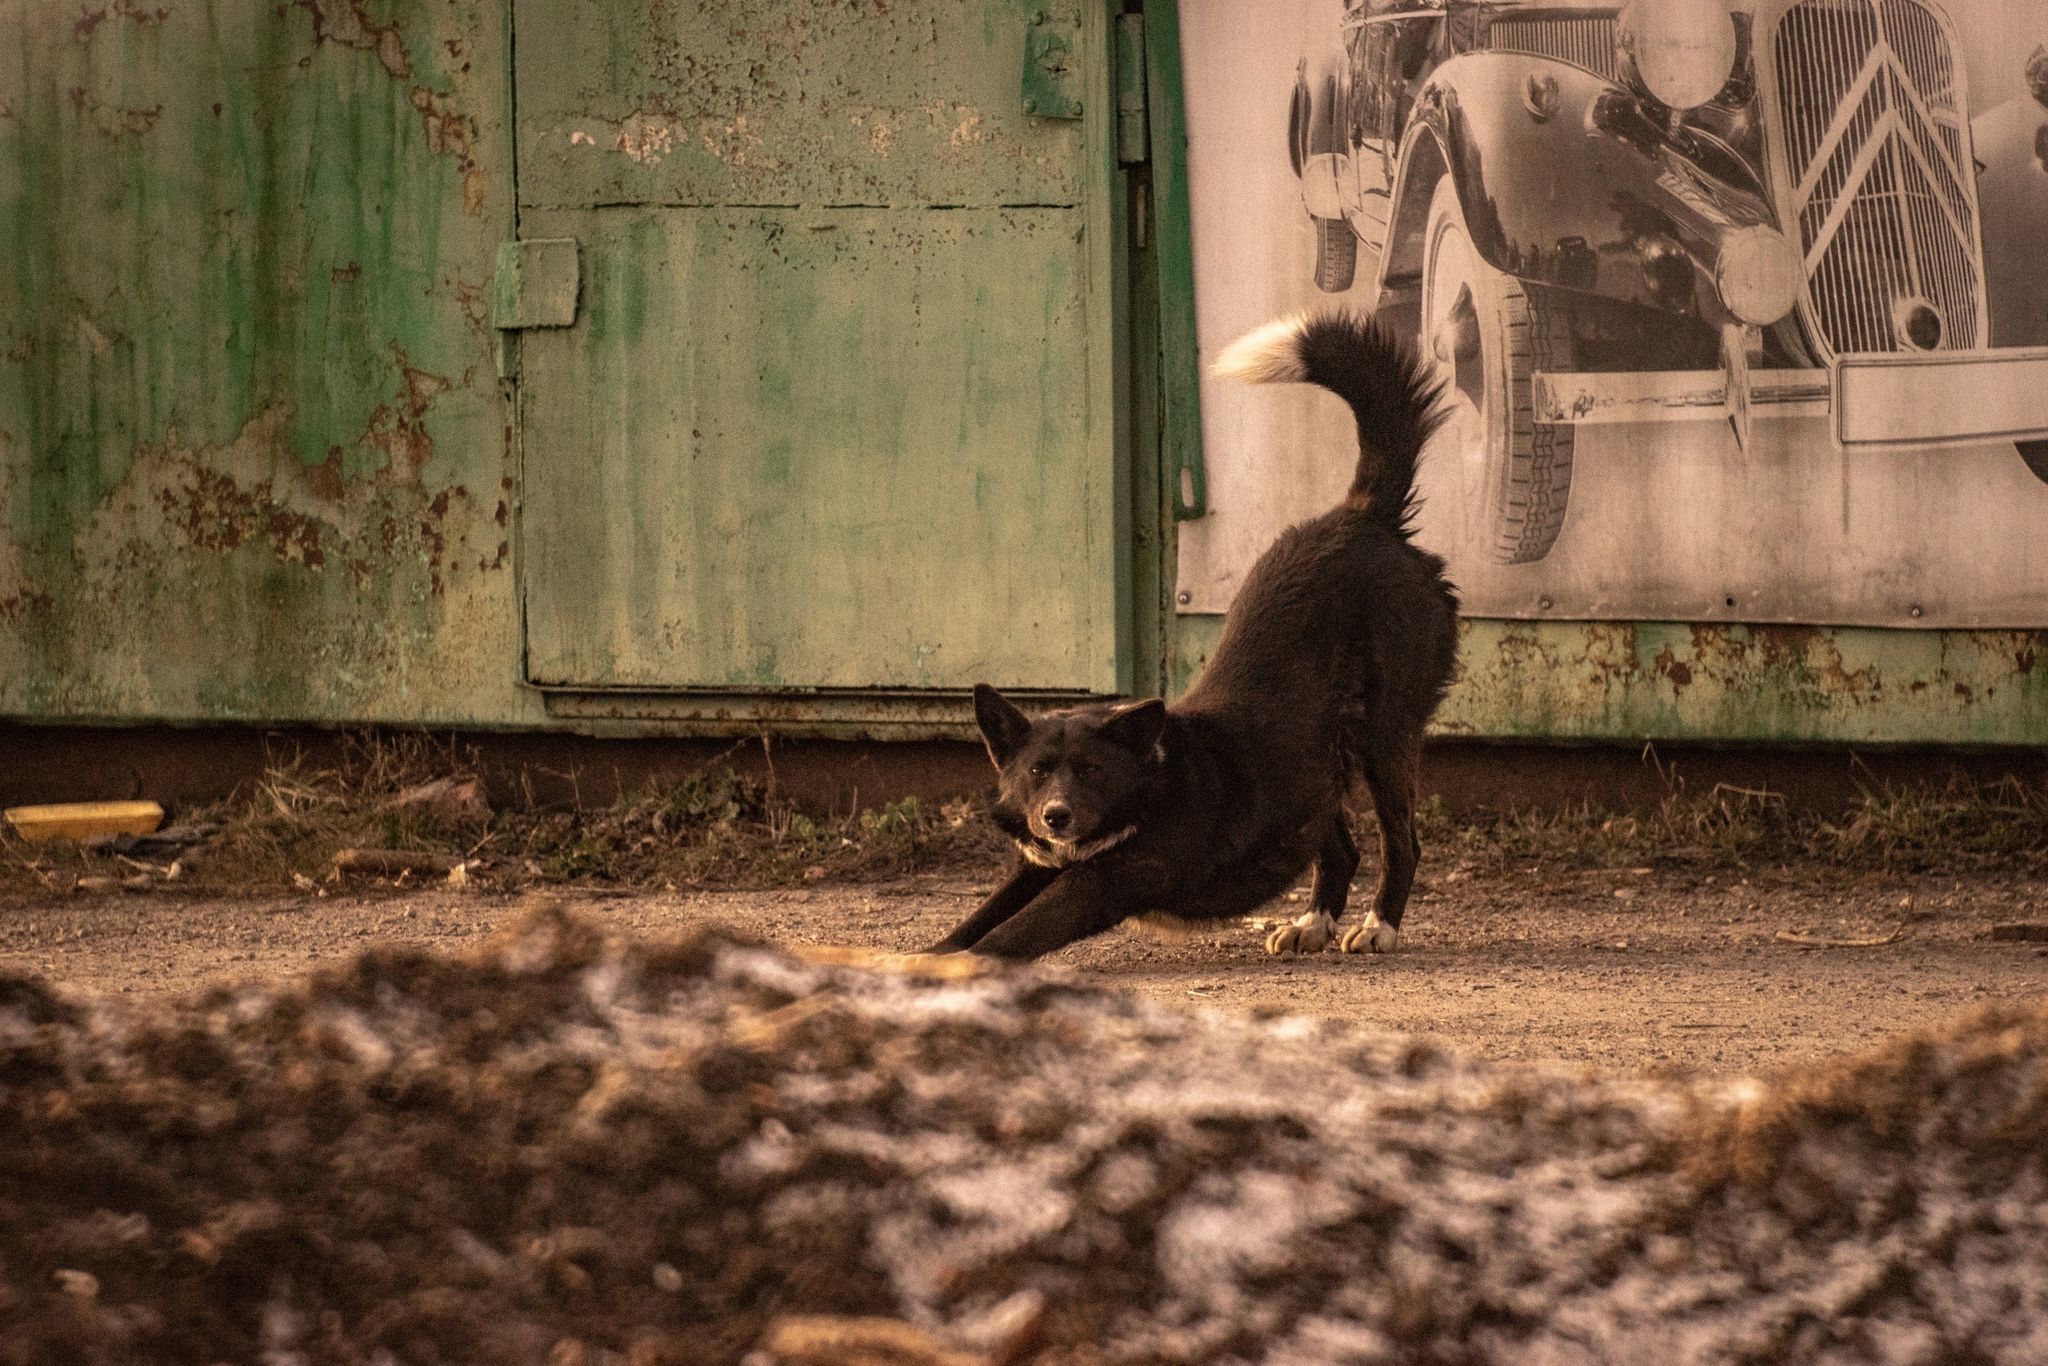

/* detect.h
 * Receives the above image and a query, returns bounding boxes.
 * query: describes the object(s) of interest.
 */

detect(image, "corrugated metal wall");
[2,0,2042,746]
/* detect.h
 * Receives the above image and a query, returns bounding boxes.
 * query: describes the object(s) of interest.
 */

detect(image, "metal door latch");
[494,239,581,330]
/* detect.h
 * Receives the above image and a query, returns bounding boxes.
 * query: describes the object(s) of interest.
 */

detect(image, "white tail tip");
[1211,314,1311,384]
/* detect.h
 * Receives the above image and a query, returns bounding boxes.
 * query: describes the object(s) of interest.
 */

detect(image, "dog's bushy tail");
[1212,310,1445,529]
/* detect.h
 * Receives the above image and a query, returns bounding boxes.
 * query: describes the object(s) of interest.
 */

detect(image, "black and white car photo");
[1284,0,2048,563]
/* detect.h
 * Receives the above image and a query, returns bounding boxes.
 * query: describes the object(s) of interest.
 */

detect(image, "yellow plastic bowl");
[4,801,165,843]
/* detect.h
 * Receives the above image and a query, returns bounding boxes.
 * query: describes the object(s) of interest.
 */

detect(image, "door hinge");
[1022,11,1083,120]
[494,239,581,330]
[1116,13,1148,165]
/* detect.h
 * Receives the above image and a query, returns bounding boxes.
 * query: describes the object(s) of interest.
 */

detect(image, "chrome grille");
[1760,0,1985,359]
[1488,15,1619,83]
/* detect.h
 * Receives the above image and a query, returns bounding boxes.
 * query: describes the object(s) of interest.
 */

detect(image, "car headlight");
[1617,0,1739,112]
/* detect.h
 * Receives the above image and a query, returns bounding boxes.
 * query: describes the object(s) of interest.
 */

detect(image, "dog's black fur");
[928,310,1460,960]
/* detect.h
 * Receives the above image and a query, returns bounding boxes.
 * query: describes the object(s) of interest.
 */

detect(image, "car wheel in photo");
[1313,215,1357,293]
[1421,178,1574,566]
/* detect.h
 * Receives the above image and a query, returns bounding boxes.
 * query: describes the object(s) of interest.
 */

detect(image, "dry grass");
[1419,772,2048,873]
[0,733,1009,898]
[204,733,486,883]
[4,734,2046,898]
[497,771,1007,888]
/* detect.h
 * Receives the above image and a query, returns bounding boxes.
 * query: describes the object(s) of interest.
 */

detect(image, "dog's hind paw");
[1265,909,1336,955]
[1339,912,1400,955]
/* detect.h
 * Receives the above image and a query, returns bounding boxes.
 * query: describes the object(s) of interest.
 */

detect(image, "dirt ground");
[7,855,2045,1077]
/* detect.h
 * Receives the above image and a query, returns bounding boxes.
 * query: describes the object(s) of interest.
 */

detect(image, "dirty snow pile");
[2,906,2046,1365]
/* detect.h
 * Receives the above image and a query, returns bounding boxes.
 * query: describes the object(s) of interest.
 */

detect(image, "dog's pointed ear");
[1101,698,1167,755]
[973,684,1033,767]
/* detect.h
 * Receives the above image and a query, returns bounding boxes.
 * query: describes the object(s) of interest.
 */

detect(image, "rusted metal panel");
[512,0,1127,697]
[517,205,1117,692]
[0,0,534,726]
[1171,615,2048,746]
[1443,621,2048,746]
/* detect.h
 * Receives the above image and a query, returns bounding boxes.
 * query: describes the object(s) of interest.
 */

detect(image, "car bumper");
[1530,348,2048,448]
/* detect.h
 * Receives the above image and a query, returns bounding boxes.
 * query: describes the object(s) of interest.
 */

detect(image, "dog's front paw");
[1265,909,1336,955]
[1339,912,1399,955]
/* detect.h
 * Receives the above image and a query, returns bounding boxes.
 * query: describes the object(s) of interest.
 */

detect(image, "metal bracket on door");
[493,238,582,377]
[495,238,581,328]
[1022,12,1083,119]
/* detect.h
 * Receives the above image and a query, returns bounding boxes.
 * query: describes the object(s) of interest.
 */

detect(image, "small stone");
[652,1262,683,1293]
[54,1269,98,1299]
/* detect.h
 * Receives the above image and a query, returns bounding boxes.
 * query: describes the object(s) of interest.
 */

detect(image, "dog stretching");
[926,310,1460,961]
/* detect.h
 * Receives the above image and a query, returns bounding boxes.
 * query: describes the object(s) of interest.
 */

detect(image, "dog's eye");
[1029,761,1054,777]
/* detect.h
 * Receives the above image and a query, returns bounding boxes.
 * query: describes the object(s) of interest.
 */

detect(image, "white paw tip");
[1265,908,1335,956]
[1341,914,1400,955]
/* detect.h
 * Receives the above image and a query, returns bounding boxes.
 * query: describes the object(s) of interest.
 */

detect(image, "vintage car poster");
[1175,0,2048,628]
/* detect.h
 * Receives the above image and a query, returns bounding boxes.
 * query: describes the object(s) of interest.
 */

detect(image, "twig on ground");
[332,849,460,877]
[1774,923,1914,948]
[789,944,991,980]
[3,847,56,889]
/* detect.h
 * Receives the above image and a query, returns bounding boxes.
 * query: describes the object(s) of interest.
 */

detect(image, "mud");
[5,861,2046,1075]
[2,901,2047,1364]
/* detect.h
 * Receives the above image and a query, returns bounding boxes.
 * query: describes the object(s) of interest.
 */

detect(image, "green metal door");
[510,1,1126,701]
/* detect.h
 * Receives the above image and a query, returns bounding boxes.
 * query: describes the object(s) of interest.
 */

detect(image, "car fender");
[1390,52,1780,320]
[1291,46,1350,222]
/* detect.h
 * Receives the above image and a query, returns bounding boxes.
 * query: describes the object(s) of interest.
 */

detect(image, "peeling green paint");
[512,0,1085,211]
[0,0,528,725]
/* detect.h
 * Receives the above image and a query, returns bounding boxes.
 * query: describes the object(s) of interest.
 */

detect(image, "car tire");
[2019,440,2048,485]
[1313,215,1358,293]
[1421,178,1574,565]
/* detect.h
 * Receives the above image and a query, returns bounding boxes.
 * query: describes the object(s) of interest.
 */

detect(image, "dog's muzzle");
[1018,823,1138,869]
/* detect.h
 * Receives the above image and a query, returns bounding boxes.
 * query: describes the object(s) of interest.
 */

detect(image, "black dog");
[927,310,1459,961]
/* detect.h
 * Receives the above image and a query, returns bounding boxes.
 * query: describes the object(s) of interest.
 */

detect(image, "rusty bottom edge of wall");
[2,723,2044,822]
